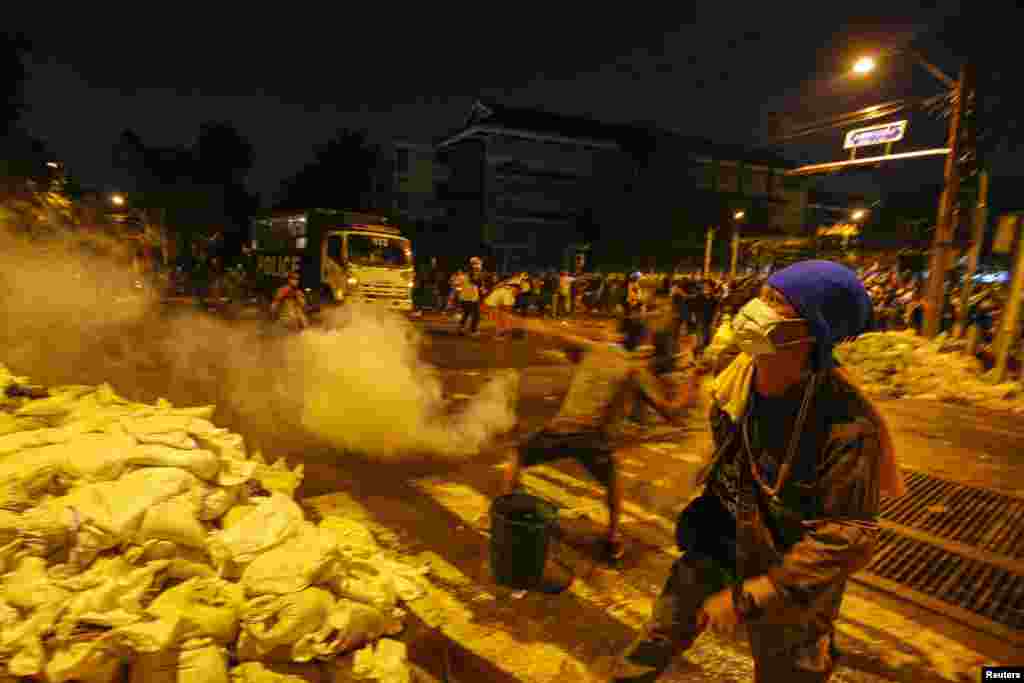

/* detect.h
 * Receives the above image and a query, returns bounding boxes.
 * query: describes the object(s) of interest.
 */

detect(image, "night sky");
[15,4,968,202]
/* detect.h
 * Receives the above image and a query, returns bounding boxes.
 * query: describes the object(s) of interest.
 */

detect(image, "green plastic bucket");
[489,493,558,590]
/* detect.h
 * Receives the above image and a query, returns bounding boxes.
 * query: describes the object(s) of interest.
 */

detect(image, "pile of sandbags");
[835,331,1024,412]
[0,364,431,682]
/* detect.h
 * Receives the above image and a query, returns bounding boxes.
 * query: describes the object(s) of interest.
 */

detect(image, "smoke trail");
[293,305,519,459]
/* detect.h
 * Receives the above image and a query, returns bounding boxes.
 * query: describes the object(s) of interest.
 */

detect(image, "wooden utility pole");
[993,225,1024,383]
[923,62,973,337]
[730,231,740,279]
[704,226,715,278]
[955,170,989,346]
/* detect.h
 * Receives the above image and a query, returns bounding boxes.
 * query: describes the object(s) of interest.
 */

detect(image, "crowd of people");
[416,255,1018,367]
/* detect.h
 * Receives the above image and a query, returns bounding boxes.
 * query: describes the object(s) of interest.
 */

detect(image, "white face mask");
[732,297,814,357]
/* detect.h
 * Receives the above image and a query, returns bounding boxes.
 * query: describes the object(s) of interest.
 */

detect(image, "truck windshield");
[346,234,411,267]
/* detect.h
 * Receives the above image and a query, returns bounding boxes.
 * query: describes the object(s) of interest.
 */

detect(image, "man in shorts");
[486,277,519,340]
[502,315,705,561]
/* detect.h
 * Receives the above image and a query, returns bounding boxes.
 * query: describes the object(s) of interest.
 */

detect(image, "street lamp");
[852,49,969,338]
[851,56,876,76]
[851,209,867,222]
[110,193,126,207]
[730,211,746,278]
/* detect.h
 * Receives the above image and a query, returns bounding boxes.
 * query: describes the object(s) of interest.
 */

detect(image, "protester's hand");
[698,588,740,636]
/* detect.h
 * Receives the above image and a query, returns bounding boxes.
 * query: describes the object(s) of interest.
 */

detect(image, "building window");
[717,163,738,193]
[748,170,769,195]
[396,149,410,174]
[286,216,307,239]
[770,172,787,198]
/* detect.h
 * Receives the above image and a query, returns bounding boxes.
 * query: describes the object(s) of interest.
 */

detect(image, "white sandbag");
[171,405,217,419]
[240,523,339,597]
[319,516,378,555]
[40,467,200,563]
[2,603,61,677]
[125,444,220,481]
[220,504,257,530]
[37,430,138,482]
[253,459,304,497]
[215,456,258,487]
[11,504,72,558]
[0,425,72,456]
[207,494,304,568]
[13,386,94,419]
[133,430,197,449]
[371,556,429,603]
[45,640,122,683]
[0,597,18,630]
[236,587,335,661]
[0,557,70,611]
[0,413,48,436]
[121,415,205,438]
[0,511,21,545]
[54,558,171,638]
[125,540,214,580]
[351,639,411,683]
[192,483,239,521]
[194,429,246,460]
[137,494,207,548]
[332,559,399,612]
[178,639,230,683]
[146,577,245,645]
[295,598,404,662]
[111,617,185,654]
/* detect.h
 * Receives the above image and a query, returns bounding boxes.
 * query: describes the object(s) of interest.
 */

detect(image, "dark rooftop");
[437,99,794,169]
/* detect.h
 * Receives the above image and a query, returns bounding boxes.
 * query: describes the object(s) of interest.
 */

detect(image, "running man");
[502,315,704,562]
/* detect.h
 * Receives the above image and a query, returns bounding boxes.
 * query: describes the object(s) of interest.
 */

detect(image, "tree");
[194,121,253,185]
[275,129,380,210]
[1,32,28,135]
[110,123,259,265]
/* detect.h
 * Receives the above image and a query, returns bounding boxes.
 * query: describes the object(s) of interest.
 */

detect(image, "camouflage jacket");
[698,370,882,635]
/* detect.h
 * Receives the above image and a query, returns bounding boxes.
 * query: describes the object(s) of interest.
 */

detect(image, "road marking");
[303,490,591,683]
[408,470,993,682]
[409,478,656,629]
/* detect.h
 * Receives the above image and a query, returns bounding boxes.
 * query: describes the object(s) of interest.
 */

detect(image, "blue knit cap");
[766,260,873,371]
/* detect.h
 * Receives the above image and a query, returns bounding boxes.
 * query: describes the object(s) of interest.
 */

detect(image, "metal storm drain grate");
[879,470,1024,558]
[864,528,1024,634]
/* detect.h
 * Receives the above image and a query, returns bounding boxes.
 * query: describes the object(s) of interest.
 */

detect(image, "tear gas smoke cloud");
[0,227,518,460]
[293,305,519,459]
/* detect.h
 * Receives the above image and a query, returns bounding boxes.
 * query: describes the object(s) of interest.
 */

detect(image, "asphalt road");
[7,308,1020,681]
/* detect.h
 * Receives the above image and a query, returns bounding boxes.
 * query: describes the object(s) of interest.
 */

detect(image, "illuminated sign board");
[844,120,908,149]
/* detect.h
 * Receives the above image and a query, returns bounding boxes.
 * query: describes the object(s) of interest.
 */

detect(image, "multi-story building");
[434,99,807,273]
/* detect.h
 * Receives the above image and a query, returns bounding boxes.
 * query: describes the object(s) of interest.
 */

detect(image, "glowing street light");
[110,193,126,207]
[852,56,877,76]
[851,209,867,221]
[733,210,745,220]
[46,161,60,169]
